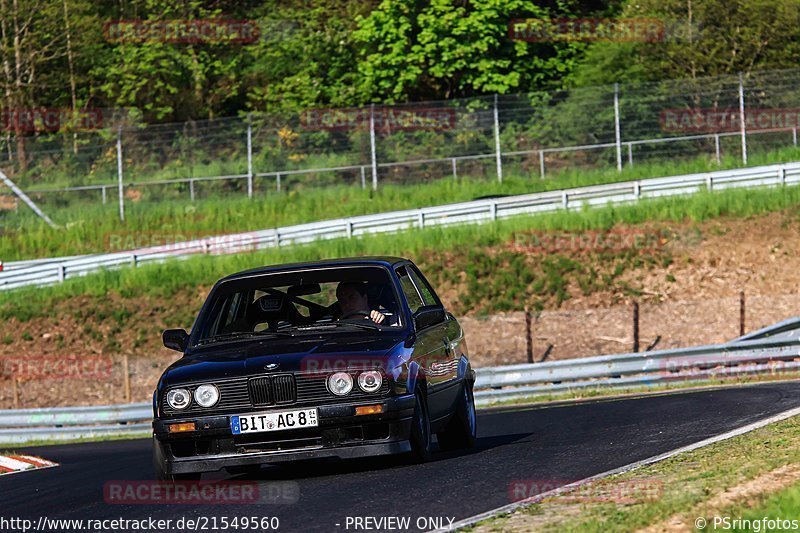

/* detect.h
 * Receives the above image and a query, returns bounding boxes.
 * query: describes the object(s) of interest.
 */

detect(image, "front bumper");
[154,395,414,475]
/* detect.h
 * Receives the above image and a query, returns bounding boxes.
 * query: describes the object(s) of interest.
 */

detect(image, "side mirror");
[163,329,189,352]
[412,305,446,331]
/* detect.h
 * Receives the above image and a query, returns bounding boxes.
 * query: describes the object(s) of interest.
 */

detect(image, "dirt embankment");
[2,211,800,408]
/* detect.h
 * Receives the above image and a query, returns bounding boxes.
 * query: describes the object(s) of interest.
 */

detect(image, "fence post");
[451,158,457,180]
[739,291,746,336]
[738,72,747,165]
[101,186,107,205]
[189,179,195,202]
[627,143,633,166]
[360,166,366,189]
[116,126,125,222]
[714,133,721,164]
[524,306,533,364]
[493,94,503,183]
[794,128,798,147]
[632,301,640,353]
[370,104,378,190]
[246,114,253,198]
[276,173,281,193]
[614,82,622,172]
[539,149,545,179]
[123,353,131,403]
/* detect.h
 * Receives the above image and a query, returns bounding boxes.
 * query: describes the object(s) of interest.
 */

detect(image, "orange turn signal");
[167,422,197,433]
[355,405,383,416]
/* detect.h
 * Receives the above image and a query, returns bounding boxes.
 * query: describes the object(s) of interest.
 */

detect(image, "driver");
[336,282,386,324]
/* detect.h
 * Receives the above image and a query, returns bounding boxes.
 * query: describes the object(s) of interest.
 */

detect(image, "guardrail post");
[562,191,568,209]
[738,72,747,165]
[714,134,721,164]
[539,150,545,179]
[493,94,503,183]
[370,104,378,190]
[246,114,253,198]
[130,253,137,267]
[57,264,65,282]
[706,174,713,191]
[634,182,641,199]
[418,211,425,229]
[346,220,353,238]
[116,126,125,222]
[451,158,457,180]
[614,82,622,172]
[780,166,787,186]
[490,202,497,220]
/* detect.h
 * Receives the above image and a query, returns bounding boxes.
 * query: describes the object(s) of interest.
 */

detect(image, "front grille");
[273,374,296,404]
[248,377,273,406]
[161,371,389,417]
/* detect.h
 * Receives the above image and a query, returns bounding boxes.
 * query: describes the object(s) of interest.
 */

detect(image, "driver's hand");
[369,310,385,324]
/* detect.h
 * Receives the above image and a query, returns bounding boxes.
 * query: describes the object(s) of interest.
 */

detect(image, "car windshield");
[194,266,403,345]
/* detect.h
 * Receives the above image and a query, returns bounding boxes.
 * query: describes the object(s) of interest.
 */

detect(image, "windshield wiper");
[293,321,383,332]
[197,330,293,346]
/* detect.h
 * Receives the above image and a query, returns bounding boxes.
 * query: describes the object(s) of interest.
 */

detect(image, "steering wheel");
[340,310,370,320]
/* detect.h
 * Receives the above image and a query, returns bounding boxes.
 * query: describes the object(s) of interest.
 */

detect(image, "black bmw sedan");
[153,256,476,480]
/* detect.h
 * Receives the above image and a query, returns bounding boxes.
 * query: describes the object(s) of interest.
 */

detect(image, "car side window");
[408,266,440,307]
[396,266,424,313]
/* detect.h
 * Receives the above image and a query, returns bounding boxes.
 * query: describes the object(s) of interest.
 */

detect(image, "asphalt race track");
[4,382,800,532]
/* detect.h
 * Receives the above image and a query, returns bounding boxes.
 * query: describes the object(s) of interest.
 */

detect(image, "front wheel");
[437,379,477,451]
[409,388,433,462]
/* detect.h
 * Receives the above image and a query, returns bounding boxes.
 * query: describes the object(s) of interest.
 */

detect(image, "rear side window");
[408,266,440,306]
[396,266,424,313]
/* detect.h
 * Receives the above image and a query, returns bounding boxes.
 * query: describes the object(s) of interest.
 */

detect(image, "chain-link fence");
[3,68,800,219]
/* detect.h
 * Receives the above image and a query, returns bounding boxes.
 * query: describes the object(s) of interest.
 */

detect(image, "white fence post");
[370,104,378,190]
[614,82,622,172]
[246,114,253,198]
[493,94,503,183]
[739,72,747,165]
[116,126,125,222]
[715,134,721,164]
[539,150,545,179]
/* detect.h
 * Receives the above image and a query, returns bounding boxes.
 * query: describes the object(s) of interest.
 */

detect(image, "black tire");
[437,379,477,452]
[409,388,433,462]
[153,436,201,481]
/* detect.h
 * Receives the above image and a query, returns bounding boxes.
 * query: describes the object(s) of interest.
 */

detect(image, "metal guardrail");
[3,160,800,291]
[1,317,799,444]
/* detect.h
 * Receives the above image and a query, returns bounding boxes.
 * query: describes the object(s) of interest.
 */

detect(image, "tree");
[353,0,587,102]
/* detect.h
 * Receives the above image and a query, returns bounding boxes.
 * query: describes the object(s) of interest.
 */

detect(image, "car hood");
[161,333,408,386]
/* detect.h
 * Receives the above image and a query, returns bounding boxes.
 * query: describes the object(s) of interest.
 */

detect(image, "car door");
[395,263,453,423]
[406,264,463,420]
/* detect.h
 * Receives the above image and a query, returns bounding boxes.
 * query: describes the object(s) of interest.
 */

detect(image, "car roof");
[220,256,410,282]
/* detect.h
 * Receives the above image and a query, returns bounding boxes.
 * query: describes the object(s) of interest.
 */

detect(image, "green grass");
[4,145,800,261]
[731,483,800,531]
[3,178,800,321]
[469,402,800,532]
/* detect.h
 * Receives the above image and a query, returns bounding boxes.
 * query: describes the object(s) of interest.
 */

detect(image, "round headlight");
[328,372,353,396]
[194,384,220,408]
[166,388,191,410]
[358,371,383,393]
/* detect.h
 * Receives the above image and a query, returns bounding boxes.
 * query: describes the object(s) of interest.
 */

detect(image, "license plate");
[230,408,318,435]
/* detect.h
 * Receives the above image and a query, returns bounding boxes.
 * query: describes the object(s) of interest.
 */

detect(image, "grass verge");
[3,146,800,260]
[469,401,800,532]
[3,178,800,321]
